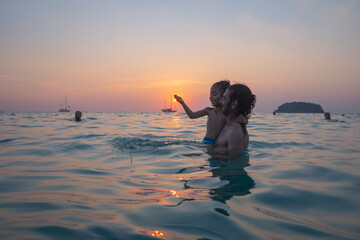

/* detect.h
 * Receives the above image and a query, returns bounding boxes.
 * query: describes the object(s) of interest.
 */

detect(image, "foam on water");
[0,112,359,239]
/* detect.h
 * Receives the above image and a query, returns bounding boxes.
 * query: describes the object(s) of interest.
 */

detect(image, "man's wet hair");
[228,83,256,120]
[212,80,231,95]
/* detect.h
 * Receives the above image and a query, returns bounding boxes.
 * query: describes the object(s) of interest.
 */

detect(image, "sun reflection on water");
[170,190,179,198]
[151,230,165,238]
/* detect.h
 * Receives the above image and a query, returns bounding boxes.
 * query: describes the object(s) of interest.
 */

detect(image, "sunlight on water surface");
[0,112,359,239]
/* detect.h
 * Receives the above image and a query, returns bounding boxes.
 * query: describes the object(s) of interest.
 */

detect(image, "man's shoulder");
[227,124,245,138]
[214,123,247,153]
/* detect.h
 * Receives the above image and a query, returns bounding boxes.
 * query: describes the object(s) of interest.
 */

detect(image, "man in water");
[324,112,331,120]
[213,84,256,157]
[75,111,82,121]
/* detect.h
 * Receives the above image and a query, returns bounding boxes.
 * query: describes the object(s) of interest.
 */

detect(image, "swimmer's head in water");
[324,112,331,120]
[75,111,82,121]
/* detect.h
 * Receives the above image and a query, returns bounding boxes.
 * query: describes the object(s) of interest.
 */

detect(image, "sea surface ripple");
[0,112,359,239]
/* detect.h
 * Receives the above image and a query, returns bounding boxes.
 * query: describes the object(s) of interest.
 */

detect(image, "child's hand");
[174,94,184,104]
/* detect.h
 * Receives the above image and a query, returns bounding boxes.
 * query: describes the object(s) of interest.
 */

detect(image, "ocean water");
[0,112,359,240]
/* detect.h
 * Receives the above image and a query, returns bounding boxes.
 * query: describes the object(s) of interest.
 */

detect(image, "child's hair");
[212,80,230,95]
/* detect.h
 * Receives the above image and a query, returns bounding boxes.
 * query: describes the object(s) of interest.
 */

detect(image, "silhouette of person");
[214,83,256,156]
[75,111,82,121]
[175,80,230,145]
[324,112,331,120]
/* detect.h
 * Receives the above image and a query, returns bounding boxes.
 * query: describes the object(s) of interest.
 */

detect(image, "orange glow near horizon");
[1,1,359,113]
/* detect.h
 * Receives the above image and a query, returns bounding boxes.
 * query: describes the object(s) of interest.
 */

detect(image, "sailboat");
[59,96,71,112]
[161,95,177,113]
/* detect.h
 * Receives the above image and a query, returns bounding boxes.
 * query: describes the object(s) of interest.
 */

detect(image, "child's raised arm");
[175,94,210,119]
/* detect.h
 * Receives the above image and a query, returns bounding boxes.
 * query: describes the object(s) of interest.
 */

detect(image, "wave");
[250,140,316,149]
[0,138,16,144]
[111,137,198,151]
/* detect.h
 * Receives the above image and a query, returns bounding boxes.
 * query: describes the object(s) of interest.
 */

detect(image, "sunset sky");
[1,0,359,113]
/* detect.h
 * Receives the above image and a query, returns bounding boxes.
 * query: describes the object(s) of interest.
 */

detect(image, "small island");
[274,101,324,113]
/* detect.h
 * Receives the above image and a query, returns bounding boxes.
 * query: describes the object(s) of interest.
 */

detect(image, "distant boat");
[161,95,177,113]
[59,96,71,112]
